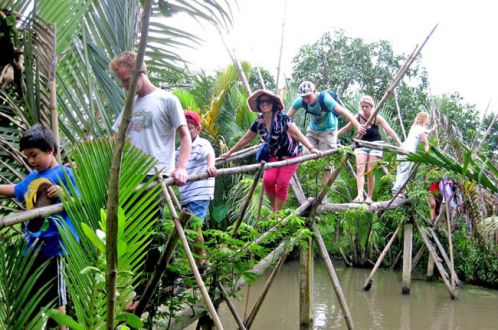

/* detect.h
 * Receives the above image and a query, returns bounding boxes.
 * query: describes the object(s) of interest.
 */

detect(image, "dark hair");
[19,124,57,152]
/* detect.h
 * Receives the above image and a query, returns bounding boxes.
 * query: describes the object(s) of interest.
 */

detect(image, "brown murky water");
[207,260,498,330]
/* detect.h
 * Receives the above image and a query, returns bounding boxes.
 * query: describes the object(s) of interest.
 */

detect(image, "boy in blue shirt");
[0,124,78,328]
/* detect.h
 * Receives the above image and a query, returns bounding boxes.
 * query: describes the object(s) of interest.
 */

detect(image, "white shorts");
[354,147,383,158]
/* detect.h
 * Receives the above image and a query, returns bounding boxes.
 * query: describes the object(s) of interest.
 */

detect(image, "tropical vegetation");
[0,0,497,329]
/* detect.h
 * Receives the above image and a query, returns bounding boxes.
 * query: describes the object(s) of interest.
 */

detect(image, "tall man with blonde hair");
[110,51,191,311]
[110,51,191,184]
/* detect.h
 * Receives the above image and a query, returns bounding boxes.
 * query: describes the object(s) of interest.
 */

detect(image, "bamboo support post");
[218,284,247,330]
[134,210,191,316]
[426,255,435,280]
[311,220,354,329]
[426,227,461,285]
[232,162,265,237]
[245,253,288,329]
[410,245,426,272]
[362,222,403,291]
[401,222,413,294]
[290,173,307,204]
[159,177,224,329]
[414,219,456,299]
[445,200,456,290]
[160,238,298,330]
[256,186,264,223]
[299,237,313,329]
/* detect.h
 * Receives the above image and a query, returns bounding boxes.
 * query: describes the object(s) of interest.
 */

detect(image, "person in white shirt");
[110,51,191,185]
[392,111,430,196]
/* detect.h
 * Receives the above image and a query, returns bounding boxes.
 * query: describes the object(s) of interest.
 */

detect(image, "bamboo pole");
[410,245,426,272]
[394,88,407,139]
[401,222,413,294]
[48,25,60,162]
[160,177,224,329]
[218,284,247,330]
[414,219,456,299]
[318,196,408,213]
[134,210,191,316]
[231,199,313,259]
[105,2,152,327]
[161,238,298,330]
[311,220,353,329]
[445,199,456,290]
[167,185,182,212]
[256,66,266,90]
[426,255,435,280]
[426,227,461,285]
[231,48,252,94]
[245,253,288,329]
[362,222,403,291]
[217,29,252,95]
[0,203,63,228]
[215,144,261,166]
[299,237,313,329]
[475,109,498,154]
[232,162,265,237]
[274,0,287,94]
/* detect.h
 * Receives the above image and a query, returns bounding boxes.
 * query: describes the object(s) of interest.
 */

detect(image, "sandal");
[364,197,373,204]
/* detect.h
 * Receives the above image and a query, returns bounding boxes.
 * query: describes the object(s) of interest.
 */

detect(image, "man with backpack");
[287,81,366,197]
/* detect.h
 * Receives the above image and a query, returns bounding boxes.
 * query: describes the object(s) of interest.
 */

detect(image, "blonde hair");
[414,111,429,126]
[109,51,147,73]
[360,95,375,108]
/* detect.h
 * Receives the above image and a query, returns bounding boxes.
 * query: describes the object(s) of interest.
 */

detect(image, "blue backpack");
[302,89,343,125]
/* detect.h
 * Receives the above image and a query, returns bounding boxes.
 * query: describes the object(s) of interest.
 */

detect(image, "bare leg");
[428,193,437,220]
[355,153,368,201]
[274,197,286,212]
[267,192,277,212]
[58,306,67,330]
[366,156,379,200]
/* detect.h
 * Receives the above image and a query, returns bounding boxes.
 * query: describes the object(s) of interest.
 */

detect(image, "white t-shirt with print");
[112,89,186,175]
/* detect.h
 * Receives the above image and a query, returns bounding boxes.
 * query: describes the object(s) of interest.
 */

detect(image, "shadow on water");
[201,260,498,329]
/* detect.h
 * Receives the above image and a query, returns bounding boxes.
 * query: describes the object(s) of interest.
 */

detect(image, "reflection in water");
[188,260,498,329]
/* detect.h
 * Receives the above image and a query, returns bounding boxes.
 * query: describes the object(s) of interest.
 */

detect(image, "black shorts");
[31,254,67,308]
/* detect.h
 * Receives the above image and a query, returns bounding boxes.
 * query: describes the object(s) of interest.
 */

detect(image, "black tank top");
[358,114,382,142]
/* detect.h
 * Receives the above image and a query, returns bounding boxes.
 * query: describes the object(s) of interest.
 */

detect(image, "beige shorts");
[306,129,337,151]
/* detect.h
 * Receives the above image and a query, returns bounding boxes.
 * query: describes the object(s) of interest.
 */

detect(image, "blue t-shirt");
[14,165,79,257]
[291,92,339,132]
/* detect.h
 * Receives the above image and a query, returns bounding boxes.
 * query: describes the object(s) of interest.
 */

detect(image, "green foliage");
[57,140,160,328]
[454,231,498,288]
[0,240,48,329]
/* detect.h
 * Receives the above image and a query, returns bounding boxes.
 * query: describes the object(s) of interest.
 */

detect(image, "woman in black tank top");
[338,95,402,203]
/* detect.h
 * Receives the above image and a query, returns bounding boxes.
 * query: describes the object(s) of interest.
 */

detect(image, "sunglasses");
[258,99,273,105]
